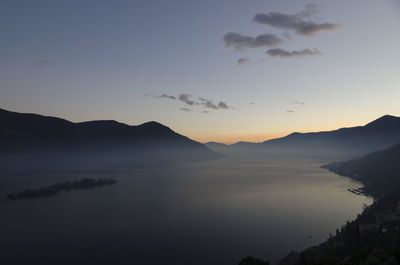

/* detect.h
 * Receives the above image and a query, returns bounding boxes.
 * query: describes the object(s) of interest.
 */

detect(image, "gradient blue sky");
[1,0,399,143]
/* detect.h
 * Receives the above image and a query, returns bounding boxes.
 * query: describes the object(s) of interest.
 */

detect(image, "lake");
[0,155,372,265]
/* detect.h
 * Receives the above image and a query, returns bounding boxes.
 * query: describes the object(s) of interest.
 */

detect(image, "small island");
[6,178,117,200]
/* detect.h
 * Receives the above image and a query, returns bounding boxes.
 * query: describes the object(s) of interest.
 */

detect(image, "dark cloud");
[249,102,256,105]
[267,48,322,58]
[179,94,198,106]
[180,108,193,112]
[202,111,209,114]
[286,110,295,113]
[238,58,251,66]
[218,101,229,109]
[33,60,50,67]
[224,32,283,50]
[199,98,230,110]
[253,4,340,36]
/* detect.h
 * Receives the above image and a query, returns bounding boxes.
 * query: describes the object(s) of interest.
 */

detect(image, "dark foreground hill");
[323,143,400,198]
[278,192,400,265]
[0,108,219,171]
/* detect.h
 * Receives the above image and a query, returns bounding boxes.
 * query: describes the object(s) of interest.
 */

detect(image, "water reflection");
[0,156,372,265]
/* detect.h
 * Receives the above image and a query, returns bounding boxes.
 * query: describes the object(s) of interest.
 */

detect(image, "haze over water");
[0,155,372,265]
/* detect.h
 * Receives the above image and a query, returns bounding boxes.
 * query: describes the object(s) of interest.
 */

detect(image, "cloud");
[218,101,229,109]
[292,100,306,106]
[149,93,232,111]
[145,93,176,100]
[286,110,295,113]
[266,48,322,58]
[202,111,209,114]
[253,5,340,37]
[33,60,50,67]
[199,98,230,110]
[179,94,198,106]
[158,94,176,100]
[249,102,256,105]
[238,58,251,66]
[224,32,283,50]
[297,3,320,17]
[180,107,193,112]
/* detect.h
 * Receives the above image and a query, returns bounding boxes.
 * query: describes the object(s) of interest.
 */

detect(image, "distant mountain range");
[207,115,400,157]
[0,108,219,171]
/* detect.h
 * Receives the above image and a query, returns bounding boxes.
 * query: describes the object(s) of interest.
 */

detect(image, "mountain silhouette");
[206,115,400,158]
[0,108,219,171]
[323,143,400,198]
[262,115,400,154]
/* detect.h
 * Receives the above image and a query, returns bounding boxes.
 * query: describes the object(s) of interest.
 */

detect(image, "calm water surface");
[0,155,372,265]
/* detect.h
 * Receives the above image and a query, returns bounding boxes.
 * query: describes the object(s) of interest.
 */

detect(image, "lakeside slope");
[0,108,220,171]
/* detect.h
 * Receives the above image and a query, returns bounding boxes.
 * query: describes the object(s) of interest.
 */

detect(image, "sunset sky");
[1,0,399,144]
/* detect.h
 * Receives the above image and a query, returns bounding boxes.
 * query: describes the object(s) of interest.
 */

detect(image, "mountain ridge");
[206,115,400,157]
[0,108,219,171]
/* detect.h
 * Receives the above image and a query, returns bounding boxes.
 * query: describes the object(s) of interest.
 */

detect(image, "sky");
[1,0,399,144]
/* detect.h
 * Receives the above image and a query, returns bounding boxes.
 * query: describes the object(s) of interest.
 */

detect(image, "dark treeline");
[279,192,400,265]
[7,178,117,200]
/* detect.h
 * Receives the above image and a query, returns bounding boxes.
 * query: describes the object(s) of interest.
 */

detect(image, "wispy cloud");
[286,110,295,113]
[158,94,176,100]
[253,4,340,37]
[145,93,177,100]
[180,107,193,112]
[238,58,251,66]
[179,94,198,106]
[199,98,230,110]
[267,48,322,58]
[297,3,320,17]
[224,33,283,50]
[292,100,306,106]
[148,93,232,111]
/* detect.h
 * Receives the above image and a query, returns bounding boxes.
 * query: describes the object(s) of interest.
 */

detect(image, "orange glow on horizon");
[189,123,368,145]
[191,133,286,145]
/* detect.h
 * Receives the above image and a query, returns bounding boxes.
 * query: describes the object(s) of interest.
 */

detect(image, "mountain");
[0,108,219,171]
[262,115,400,155]
[210,115,400,158]
[323,143,400,198]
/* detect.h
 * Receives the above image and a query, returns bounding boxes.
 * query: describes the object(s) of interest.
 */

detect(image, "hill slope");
[208,115,400,158]
[323,143,400,198]
[263,115,400,155]
[0,108,219,171]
